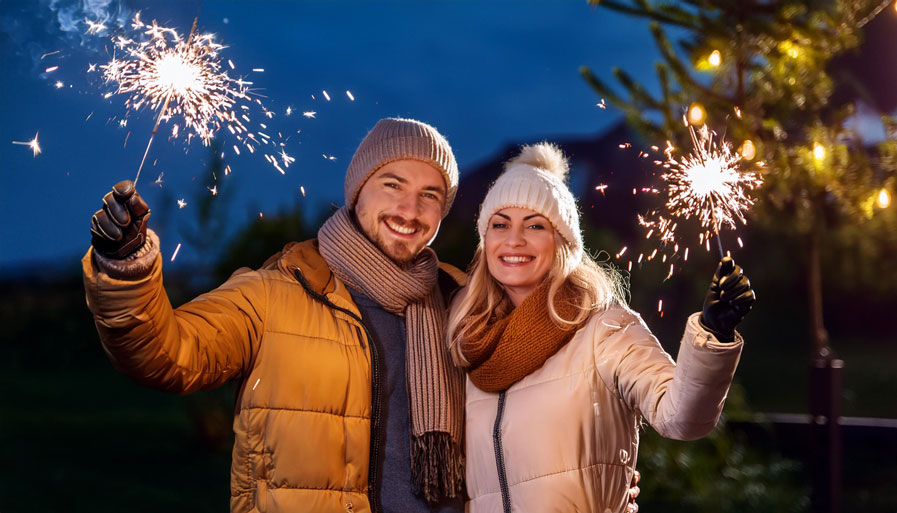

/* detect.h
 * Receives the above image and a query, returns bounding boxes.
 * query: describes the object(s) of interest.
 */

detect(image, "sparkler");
[640,123,763,259]
[12,132,42,157]
[102,14,252,184]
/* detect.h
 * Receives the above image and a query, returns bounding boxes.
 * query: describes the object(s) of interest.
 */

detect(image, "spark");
[322,154,336,160]
[597,98,606,109]
[209,185,218,196]
[11,131,41,157]
[54,81,64,89]
[45,66,59,73]
[322,90,331,101]
[177,198,188,208]
[279,147,295,168]
[41,50,61,60]
[346,90,355,101]
[300,185,306,197]
[88,63,97,72]
[85,19,107,35]
[595,184,608,195]
[224,165,232,175]
[155,172,164,186]
[85,112,94,122]
[303,111,316,118]
[616,246,627,259]
[252,68,264,73]
[119,119,128,128]
[170,243,182,261]
[708,50,721,67]
[657,299,663,312]
[285,106,292,116]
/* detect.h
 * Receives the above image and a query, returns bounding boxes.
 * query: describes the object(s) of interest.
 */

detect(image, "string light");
[812,142,825,162]
[877,188,891,209]
[687,102,706,126]
[739,139,756,161]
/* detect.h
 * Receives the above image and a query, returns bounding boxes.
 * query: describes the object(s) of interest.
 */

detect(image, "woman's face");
[484,207,557,307]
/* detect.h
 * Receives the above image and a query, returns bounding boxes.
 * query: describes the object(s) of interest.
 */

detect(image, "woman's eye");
[529,224,546,230]
[491,223,507,229]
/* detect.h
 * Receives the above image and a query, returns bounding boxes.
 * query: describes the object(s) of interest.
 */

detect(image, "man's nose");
[395,191,421,217]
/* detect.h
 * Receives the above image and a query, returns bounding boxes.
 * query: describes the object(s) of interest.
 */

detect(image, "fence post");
[809,356,843,513]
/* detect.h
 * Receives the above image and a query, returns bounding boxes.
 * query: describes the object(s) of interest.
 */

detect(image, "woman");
[447,143,754,513]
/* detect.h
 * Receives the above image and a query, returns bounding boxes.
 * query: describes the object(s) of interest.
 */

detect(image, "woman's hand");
[700,257,755,342]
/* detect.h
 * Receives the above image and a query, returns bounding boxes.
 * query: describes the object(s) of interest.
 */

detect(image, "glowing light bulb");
[877,188,891,209]
[813,142,825,162]
[687,102,706,126]
[708,50,722,67]
[739,140,756,161]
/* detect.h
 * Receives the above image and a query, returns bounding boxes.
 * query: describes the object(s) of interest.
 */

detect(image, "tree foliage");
[581,0,897,352]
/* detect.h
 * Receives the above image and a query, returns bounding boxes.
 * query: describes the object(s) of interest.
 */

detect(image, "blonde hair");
[447,234,628,368]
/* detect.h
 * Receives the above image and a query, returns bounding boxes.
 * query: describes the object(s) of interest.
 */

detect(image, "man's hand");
[700,257,755,342]
[90,180,151,259]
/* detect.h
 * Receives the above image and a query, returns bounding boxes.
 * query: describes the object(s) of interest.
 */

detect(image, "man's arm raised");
[83,181,265,394]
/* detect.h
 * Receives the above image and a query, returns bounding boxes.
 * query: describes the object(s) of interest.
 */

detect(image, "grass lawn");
[0,367,232,513]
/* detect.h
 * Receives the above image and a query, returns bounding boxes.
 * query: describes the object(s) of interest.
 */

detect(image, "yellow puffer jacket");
[82,235,463,513]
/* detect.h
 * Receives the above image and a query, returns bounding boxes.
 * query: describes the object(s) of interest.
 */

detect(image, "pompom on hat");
[477,142,582,252]
[345,117,458,218]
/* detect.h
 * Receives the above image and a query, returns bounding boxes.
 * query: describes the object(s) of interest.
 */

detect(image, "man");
[84,118,466,513]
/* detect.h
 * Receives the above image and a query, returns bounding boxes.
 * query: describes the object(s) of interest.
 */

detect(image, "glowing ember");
[11,131,42,157]
[85,19,107,35]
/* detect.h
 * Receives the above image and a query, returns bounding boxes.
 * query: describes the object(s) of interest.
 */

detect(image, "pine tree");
[580,0,897,360]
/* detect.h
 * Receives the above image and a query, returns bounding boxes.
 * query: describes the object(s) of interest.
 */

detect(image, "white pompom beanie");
[477,142,582,253]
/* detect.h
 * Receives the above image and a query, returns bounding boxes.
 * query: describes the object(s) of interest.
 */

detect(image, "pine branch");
[614,67,664,111]
[579,65,628,109]
[592,0,695,28]
[649,22,731,106]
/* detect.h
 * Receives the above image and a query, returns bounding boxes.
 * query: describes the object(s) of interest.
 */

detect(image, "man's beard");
[372,214,429,267]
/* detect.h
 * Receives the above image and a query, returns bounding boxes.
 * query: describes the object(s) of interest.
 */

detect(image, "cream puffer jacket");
[464,306,743,513]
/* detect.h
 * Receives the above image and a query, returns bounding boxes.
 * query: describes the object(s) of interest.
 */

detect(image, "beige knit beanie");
[345,117,458,217]
[477,142,582,252]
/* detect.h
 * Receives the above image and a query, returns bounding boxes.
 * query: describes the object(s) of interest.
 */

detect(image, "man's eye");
[385,182,399,189]
[422,192,438,200]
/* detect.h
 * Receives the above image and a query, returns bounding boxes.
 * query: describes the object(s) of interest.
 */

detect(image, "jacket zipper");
[493,390,511,513]
[293,269,384,513]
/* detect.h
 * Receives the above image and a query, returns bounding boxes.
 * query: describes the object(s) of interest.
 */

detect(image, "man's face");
[354,159,446,265]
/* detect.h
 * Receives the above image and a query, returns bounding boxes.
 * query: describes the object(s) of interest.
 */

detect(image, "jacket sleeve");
[82,231,266,394]
[592,307,743,441]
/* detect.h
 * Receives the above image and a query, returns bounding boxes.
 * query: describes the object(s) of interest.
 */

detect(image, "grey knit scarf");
[317,207,464,503]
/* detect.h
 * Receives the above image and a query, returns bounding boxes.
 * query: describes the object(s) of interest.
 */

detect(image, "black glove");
[700,257,755,342]
[90,180,151,259]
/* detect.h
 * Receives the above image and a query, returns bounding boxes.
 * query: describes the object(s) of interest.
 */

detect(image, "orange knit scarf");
[460,281,582,392]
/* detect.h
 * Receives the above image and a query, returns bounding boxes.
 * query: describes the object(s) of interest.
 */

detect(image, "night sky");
[0,0,675,270]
